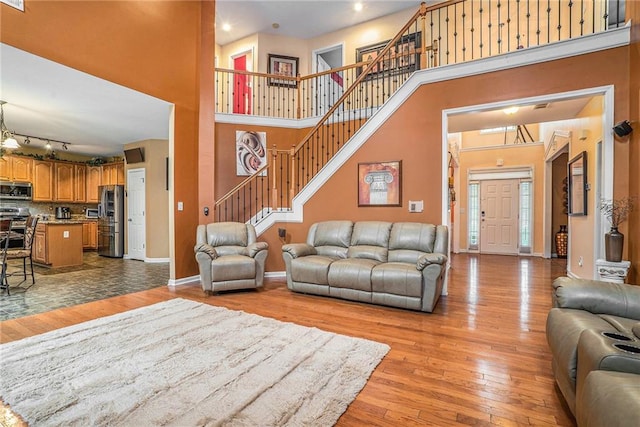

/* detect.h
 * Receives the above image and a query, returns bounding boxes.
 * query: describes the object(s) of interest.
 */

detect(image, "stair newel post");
[271,145,279,209]
[290,145,296,203]
[420,2,427,69]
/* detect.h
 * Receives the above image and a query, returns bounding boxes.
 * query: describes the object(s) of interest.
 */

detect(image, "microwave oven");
[0,181,33,201]
[85,208,99,218]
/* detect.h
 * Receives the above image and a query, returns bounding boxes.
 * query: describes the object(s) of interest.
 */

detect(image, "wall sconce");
[613,120,633,137]
[578,129,589,141]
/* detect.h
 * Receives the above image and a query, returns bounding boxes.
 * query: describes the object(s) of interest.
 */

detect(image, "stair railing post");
[271,145,278,209]
[296,74,302,119]
[289,145,296,204]
[420,2,427,69]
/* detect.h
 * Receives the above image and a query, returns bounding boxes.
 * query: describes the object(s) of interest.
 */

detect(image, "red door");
[233,55,251,114]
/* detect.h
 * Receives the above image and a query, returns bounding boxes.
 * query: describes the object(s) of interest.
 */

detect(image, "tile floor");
[0,252,169,321]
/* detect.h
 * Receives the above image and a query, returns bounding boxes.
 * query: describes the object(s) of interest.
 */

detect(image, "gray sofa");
[282,221,448,312]
[546,277,640,425]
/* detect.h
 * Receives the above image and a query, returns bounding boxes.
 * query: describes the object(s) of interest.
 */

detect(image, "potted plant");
[599,197,635,262]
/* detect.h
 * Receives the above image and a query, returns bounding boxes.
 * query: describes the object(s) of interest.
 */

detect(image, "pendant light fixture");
[0,100,20,149]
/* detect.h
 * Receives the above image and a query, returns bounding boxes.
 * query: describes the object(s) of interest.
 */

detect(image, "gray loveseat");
[282,221,448,312]
[546,277,640,425]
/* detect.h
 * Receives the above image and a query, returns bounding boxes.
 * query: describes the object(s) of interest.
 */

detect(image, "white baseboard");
[265,271,286,279]
[145,257,170,263]
[168,275,200,287]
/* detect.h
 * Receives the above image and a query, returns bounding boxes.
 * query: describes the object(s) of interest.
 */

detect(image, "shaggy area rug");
[0,298,389,426]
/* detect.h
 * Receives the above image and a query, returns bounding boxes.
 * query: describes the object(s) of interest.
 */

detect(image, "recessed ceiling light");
[354,2,363,12]
[503,106,519,115]
[222,23,231,32]
[272,23,280,29]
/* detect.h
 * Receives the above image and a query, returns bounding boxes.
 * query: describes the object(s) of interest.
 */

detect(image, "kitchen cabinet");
[55,162,75,202]
[33,222,83,267]
[74,164,87,202]
[33,223,48,264]
[0,155,33,181]
[102,161,125,186]
[32,160,54,201]
[82,221,98,250]
[86,166,101,203]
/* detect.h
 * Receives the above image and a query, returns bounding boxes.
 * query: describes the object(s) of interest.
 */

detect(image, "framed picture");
[268,54,299,88]
[358,161,402,207]
[568,151,587,216]
[236,130,267,176]
[356,32,421,78]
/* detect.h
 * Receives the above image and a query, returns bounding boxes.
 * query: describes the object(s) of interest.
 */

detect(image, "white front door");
[480,179,519,254]
[127,168,146,260]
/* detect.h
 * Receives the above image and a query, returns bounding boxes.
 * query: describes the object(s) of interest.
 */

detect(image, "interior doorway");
[127,168,146,261]
[312,44,343,116]
[231,50,253,114]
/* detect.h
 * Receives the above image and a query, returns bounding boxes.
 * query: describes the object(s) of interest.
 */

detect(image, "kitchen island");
[34,221,84,268]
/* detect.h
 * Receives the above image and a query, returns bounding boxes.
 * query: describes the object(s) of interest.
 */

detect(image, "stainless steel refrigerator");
[98,185,124,257]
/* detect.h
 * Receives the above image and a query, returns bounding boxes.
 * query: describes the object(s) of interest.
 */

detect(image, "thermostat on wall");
[408,200,424,213]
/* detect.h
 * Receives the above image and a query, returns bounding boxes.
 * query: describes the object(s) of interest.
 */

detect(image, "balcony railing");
[214,0,626,225]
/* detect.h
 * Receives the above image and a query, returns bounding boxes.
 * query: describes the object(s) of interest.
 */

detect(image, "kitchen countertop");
[38,216,98,225]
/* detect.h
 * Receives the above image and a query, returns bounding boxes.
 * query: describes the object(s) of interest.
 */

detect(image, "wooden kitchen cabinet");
[82,221,98,250]
[33,223,48,264]
[0,155,33,181]
[54,162,75,202]
[86,166,101,203]
[32,160,54,201]
[74,164,87,202]
[102,161,125,186]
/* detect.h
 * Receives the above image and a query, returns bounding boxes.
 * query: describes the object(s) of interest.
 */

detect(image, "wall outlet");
[63,230,69,238]
[177,201,184,211]
[578,256,583,267]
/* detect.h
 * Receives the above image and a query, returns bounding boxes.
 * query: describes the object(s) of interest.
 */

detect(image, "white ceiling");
[1,2,592,158]
[215,0,421,46]
[0,43,171,158]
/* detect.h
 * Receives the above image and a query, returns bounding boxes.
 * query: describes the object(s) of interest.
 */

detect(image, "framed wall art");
[355,32,421,78]
[358,160,402,207]
[236,130,267,176]
[268,54,299,87]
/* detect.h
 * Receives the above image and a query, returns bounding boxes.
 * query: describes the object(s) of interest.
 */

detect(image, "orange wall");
[1,0,215,280]
[214,123,308,198]
[627,0,640,283]
[260,47,634,273]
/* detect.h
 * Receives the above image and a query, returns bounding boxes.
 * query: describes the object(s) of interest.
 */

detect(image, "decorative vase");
[555,225,568,259]
[605,227,624,262]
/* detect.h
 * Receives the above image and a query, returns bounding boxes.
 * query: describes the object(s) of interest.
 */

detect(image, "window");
[468,182,479,250]
[519,180,532,253]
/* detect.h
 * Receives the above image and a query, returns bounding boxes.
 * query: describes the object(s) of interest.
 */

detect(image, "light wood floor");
[0,253,574,426]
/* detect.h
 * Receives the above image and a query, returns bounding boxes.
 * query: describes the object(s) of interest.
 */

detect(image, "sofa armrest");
[416,253,447,271]
[282,243,317,258]
[552,277,640,319]
[247,241,269,258]
[194,243,218,260]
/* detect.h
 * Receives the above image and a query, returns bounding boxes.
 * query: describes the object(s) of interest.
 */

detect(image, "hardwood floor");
[0,254,574,426]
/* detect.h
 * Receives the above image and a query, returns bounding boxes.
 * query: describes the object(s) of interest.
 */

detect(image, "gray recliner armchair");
[194,222,268,293]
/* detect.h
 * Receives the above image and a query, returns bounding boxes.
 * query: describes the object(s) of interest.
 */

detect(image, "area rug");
[0,298,389,426]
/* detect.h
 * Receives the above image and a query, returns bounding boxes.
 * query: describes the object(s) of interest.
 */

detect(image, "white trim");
[168,275,199,287]
[468,167,533,181]
[265,271,286,279]
[145,257,170,263]
[545,130,572,160]
[215,113,319,129]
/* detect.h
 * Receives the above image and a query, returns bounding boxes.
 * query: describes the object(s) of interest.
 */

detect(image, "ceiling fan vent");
[533,103,550,110]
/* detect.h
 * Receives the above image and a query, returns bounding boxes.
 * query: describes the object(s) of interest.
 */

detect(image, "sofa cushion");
[328,258,379,291]
[210,255,255,281]
[309,221,353,259]
[389,223,436,259]
[577,371,640,427]
[291,255,335,285]
[371,262,422,297]
[347,221,392,262]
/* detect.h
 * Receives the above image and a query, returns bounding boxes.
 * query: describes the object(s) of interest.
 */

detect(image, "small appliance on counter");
[85,208,99,218]
[55,206,71,219]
